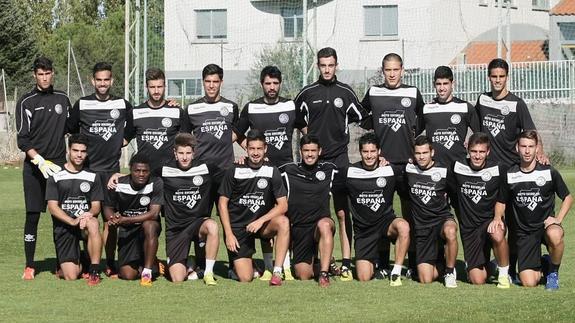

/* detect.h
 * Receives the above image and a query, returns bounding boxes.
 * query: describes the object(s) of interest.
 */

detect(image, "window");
[167,79,183,97]
[185,79,203,96]
[559,23,575,42]
[532,0,549,10]
[167,79,203,98]
[494,0,515,7]
[364,5,398,37]
[281,7,303,39]
[196,9,227,40]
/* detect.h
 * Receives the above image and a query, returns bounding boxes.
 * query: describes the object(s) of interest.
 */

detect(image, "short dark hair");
[68,134,89,148]
[317,47,337,63]
[467,132,490,150]
[358,132,380,150]
[300,134,321,149]
[145,67,165,85]
[174,133,196,149]
[488,58,509,76]
[202,64,223,80]
[33,57,53,72]
[260,65,282,83]
[414,135,433,149]
[434,66,453,82]
[246,129,267,145]
[129,153,150,168]
[382,53,403,68]
[92,62,113,77]
[518,130,538,145]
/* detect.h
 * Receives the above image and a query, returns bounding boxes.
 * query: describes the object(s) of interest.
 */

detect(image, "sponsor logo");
[173,187,201,209]
[461,182,487,204]
[432,128,459,150]
[239,192,265,213]
[201,117,228,139]
[379,110,406,132]
[356,190,385,212]
[516,188,542,211]
[89,119,117,141]
[482,114,506,137]
[141,128,168,149]
[264,127,288,150]
[61,196,89,217]
[410,182,437,205]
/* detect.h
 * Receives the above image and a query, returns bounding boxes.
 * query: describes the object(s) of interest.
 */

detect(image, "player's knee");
[237,273,253,283]
[86,217,99,233]
[357,270,372,282]
[468,271,487,285]
[520,277,539,287]
[142,221,159,238]
[317,219,333,234]
[545,226,564,246]
[490,230,505,244]
[336,209,346,221]
[275,215,290,231]
[444,224,458,240]
[397,220,410,238]
[204,219,219,236]
[295,268,313,280]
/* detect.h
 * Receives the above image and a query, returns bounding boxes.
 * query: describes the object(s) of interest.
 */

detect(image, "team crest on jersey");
[379,110,406,132]
[193,176,204,186]
[161,117,172,127]
[55,104,63,115]
[220,107,230,117]
[201,117,228,139]
[334,98,343,108]
[357,190,385,212]
[257,178,268,189]
[264,128,288,150]
[376,177,387,188]
[110,109,120,119]
[500,106,510,116]
[431,172,442,182]
[450,114,461,125]
[279,113,289,124]
[481,172,492,182]
[173,187,201,209]
[461,182,487,204]
[79,182,91,193]
[316,171,326,181]
[432,128,459,150]
[89,120,117,141]
[516,188,542,211]
[140,196,151,206]
[239,192,265,213]
[483,114,506,137]
[401,98,411,108]
[535,176,547,187]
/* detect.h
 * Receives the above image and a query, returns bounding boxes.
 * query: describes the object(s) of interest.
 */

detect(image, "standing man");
[68,62,133,278]
[448,132,510,288]
[418,66,479,167]
[218,130,290,286]
[406,136,458,287]
[103,154,163,286]
[280,135,337,287]
[46,134,103,285]
[294,47,367,280]
[345,133,410,284]
[361,53,425,277]
[494,130,571,290]
[17,57,71,280]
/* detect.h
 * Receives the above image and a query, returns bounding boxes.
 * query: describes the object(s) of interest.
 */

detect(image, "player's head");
[488,58,509,93]
[358,132,380,170]
[467,132,490,169]
[145,67,166,104]
[382,53,404,89]
[129,153,151,188]
[67,134,89,168]
[33,57,54,91]
[260,65,282,102]
[173,133,197,169]
[414,135,434,169]
[300,134,322,166]
[91,62,113,98]
[433,66,454,102]
[246,129,267,167]
[516,130,538,165]
[202,64,223,101]
[317,47,338,82]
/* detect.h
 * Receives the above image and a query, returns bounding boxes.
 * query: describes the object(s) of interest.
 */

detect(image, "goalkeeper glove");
[31,155,61,179]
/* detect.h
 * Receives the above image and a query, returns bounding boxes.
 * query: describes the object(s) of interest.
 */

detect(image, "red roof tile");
[550,0,575,16]
[451,40,548,64]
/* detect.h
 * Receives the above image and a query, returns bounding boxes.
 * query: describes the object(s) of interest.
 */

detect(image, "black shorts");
[226,227,263,263]
[52,219,83,264]
[291,217,335,265]
[23,159,65,213]
[354,216,397,262]
[415,218,454,265]
[516,228,551,272]
[166,217,208,266]
[117,225,145,268]
[390,162,409,200]
[320,153,349,212]
[461,221,492,270]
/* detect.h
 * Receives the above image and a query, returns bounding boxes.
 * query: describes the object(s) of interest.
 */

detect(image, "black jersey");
[449,160,503,231]
[105,175,164,225]
[405,162,452,228]
[160,160,213,231]
[419,97,479,167]
[345,162,396,229]
[16,86,71,161]
[127,102,189,172]
[280,162,337,225]
[238,97,304,167]
[69,94,133,172]
[361,84,425,164]
[46,169,104,219]
[476,92,536,166]
[294,77,366,160]
[218,164,286,228]
[185,97,239,171]
[498,163,569,233]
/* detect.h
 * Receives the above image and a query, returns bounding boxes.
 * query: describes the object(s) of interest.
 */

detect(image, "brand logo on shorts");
[161,117,172,127]
[431,172,442,182]
[481,171,492,182]
[279,113,289,124]
[110,109,120,119]
[376,177,387,188]
[535,176,546,187]
[257,178,268,189]
[140,196,151,206]
[54,104,63,114]
[316,171,326,181]
[450,114,461,125]
[500,106,510,116]
[401,98,411,108]
[334,98,343,108]
[80,182,91,193]
[220,107,229,117]
[193,175,203,186]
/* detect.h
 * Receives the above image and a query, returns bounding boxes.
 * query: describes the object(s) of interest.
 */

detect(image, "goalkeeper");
[16,57,72,280]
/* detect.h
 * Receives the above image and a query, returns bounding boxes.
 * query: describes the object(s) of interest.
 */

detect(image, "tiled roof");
[550,0,575,16]
[452,40,548,64]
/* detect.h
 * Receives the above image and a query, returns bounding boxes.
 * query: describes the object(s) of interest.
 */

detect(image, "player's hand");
[487,218,505,234]
[544,216,560,229]
[31,155,61,179]
[107,173,124,189]
[69,217,81,227]
[235,156,247,165]
[246,219,264,234]
[79,216,88,230]
[167,99,180,107]
[225,234,240,253]
[537,153,550,165]
[378,156,389,167]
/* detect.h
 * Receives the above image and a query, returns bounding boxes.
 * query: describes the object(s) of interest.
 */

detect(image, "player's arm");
[489,177,508,234]
[218,195,240,252]
[123,101,135,147]
[246,196,288,233]
[346,87,368,123]
[545,169,572,227]
[47,200,80,226]
[66,100,81,134]
[294,90,309,134]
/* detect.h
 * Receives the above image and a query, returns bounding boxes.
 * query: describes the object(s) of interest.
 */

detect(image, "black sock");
[549,262,560,273]
[445,267,454,274]
[24,212,41,268]
[378,248,390,270]
[342,258,351,269]
[408,251,417,271]
[106,258,115,269]
[89,264,99,273]
[509,253,518,276]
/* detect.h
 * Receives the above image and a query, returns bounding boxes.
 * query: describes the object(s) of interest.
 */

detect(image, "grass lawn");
[1,167,575,322]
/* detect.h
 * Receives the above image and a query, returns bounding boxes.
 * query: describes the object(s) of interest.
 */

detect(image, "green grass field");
[1,167,575,322]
